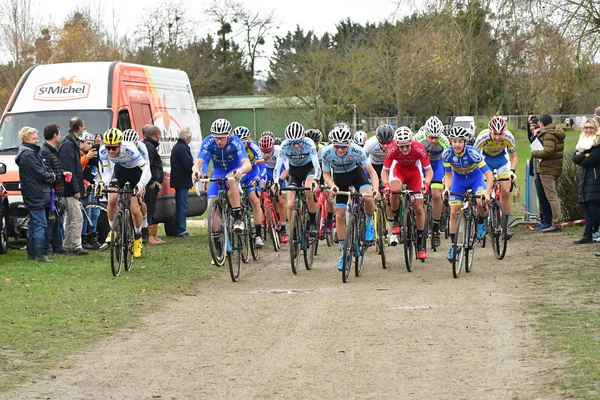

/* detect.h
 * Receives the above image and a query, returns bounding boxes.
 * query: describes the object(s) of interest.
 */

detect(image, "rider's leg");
[107,192,118,226]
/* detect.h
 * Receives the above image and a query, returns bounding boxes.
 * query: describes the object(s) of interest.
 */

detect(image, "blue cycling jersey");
[198,135,248,174]
[322,143,371,174]
[245,140,265,178]
[273,137,321,181]
[442,145,490,176]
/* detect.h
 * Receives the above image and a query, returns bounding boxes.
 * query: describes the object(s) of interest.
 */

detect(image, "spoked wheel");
[207,198,226,266]
[0,213,8,254]
[376,206,386,269]
[465,214,476,273]
[265,207,280,252]
[355,215,365,277]
[290,209,301,274]
[490,201,507,260]
[325,214,334,247]
[110,211,124,277]
[303,209,316,270]
[452,211,466,278]
[403,207,415,272]
[342,214,355,283]
[123,209,134,272]
[227,231,242,282]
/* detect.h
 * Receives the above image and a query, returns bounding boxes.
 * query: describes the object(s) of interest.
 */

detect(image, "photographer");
[528,115,552,230]
[80,132,101,249]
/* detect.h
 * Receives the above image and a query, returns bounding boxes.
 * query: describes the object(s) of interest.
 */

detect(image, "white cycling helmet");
[211,118,232,135]
[394,126,413,144]
[232,126,250,141]
[79,131,95,142]
[353,131,368,146]
[122,129,139,144]
[329,126,353,144]
[260,130,274,138]
[489,116,506,135]
[424,116,444,137]
[285,121,305,141]
[449,126,470,140]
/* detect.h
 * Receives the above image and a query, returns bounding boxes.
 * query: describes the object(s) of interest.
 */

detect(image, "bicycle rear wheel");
[423,203,431,252]
[403,206,415,272]
[290,209,301,274]
[208,198,226,266]
[490,201,507,260]
[265,205,280,252]
[465,212,476,273]
[249,222,260,261]
[110,211,124,277]
[227,231,242,282]
[342,213,355,283]
[314,203,322,256]
[124,209,134,272]
[376,205,386,269]
[452,211,466,278]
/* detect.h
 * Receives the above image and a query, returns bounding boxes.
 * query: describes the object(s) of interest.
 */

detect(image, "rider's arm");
[509,151,518,171]
[99,146,112,184]
[309,143,321,180]
[423,165,434,187]
[381,167,389,185]
[138,160,152,188]
[273,146,285,182]
[323,170,335,190]
[365,163,379,190]
[484,169,494,198]
[443,171,453,194]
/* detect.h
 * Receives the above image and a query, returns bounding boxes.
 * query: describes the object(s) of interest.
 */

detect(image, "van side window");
[117,110,132,131]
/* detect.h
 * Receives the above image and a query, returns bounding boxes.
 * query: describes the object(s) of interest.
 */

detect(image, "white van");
[0,61,205,238]
[452,116,476,138]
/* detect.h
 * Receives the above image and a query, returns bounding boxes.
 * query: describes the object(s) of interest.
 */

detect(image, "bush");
[557,151,584,221]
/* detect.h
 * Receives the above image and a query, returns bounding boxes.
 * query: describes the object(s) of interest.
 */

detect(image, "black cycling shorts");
[112,165,142,189]
[333,167,371,207]
[288,163,315,187]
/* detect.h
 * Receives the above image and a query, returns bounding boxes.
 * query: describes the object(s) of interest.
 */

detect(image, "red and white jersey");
[383,141,431,174]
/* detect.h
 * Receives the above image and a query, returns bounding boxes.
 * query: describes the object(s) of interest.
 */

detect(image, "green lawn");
[0,227,216,391]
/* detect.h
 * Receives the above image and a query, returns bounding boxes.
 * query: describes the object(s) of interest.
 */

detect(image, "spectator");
[41,123,67,255]
[594,106,600,125]
[170,128,194,237]
[531,113,565,232]
[58,117,88,255]
[79,132,101,249]
[572,119,600,244]
[142,124,166,245]
[15,126,56,262]
[527,115,552,229]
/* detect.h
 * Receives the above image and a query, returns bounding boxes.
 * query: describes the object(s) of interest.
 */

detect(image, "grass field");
[0,227,215,391]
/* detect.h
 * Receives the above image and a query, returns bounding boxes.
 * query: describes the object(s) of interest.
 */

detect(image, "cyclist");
[353,131,368,147]
[306,128,335,232]
[260,130,274,138]
[412,116,450,248]
[474,116,518,239]
[192,118,252,233]
[382,126,433,261]
[322,126,380,271]
[272,122,321,236]
[364,124,395,179]
[232,126,266,248]
[99,128,151,258]
[122,128,150,236]
[259,134,289,243]
[442,126,494,261]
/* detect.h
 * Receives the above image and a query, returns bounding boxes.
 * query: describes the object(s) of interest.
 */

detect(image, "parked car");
[452,116,476,138]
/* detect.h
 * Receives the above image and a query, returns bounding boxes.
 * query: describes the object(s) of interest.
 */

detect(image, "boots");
[82,233,94,250]
[88,232,101,249]
[34,237,53,263]
[147,224,166,245]
[142,227,149,244]
[27,236,35,261]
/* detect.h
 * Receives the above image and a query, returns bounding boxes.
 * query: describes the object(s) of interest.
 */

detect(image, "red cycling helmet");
[259,135,275,151]
[489,116,507,135]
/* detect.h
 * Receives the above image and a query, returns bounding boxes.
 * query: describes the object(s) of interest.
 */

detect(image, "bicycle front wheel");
[375,205,386,269]
[490,201,507,260]
[403,206,415,272]
[290,209,301,274]
[207,198,226,266]
[227,230,242,282]
[465,212,476,273]
[355,213,365,277]
[303,208,315,270]
[342,213,355,283]
[452,211,467,278]
[265,205,280,252]
[123,209,134,272]
[110,211,124,277]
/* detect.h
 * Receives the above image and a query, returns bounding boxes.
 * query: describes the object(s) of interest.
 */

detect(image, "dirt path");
[2,232,559,399]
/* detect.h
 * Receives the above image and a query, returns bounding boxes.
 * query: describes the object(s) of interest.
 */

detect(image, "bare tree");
[0,0,38,67]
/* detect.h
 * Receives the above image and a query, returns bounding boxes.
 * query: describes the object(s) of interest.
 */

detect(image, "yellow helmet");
[103,128,123,145]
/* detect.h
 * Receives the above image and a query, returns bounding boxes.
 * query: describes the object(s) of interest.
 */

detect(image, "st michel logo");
[34,76,90,101]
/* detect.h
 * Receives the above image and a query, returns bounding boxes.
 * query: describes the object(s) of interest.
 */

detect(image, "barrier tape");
[525,219,585,231]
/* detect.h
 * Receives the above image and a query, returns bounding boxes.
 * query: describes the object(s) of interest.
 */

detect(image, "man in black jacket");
[58,117,88,255]
[170,127,194,237]
[41,123,67,255]
[15,126,56,262]
[142,124,166,245]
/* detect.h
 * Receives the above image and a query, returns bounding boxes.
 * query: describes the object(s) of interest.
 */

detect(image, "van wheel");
[164,218,177,236]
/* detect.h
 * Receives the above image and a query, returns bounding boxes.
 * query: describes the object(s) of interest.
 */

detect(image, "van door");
[131,102,153,130]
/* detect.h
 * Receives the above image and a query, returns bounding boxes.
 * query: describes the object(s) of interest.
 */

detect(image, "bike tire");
[342,213,355,283]
[423,203,431,252]
[290,209,301,274]
[403,206,415,272]
[110,211,123,277]
[465,213,476,273]
[228,231,242,282]
[0,213,8,254]
[124,209,134,272]
[240,206,250,263]
[491,201,507,260]
[355,213,365,277]
[314,204,322,255]
[376,205,386,269]
[266,206,280,252]
[303,209,315,271]
[452,211,466,278]
[207,198,227,266]
[250,221,260,261]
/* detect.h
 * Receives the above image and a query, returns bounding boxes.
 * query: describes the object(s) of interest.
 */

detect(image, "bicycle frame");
[281,186,316,274]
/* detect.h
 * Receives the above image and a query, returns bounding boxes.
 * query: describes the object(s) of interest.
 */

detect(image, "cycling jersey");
[322,143,371,174]
[442,145,489,176]
[273,138,321,182]
[244,140,265,177]
[198,134,248,174]
[383,141,431,173]
[474,129,516,158]
[363,136,387,165]
[99,142,151,187]
[411,132,450,162]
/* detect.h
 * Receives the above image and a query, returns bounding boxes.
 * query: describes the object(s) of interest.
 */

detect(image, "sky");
[29,0,408,79]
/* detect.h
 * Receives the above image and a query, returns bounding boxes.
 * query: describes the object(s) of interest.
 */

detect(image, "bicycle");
[102,183,135,277]
[314,186,333,255]
[387,188,423,272]
[260,181,281,252]
[240,182,260,262]
[198,176,244,282]
[374,196,388,269]
[423,191,435,252]
[335,187,373,283]
[448,190,486,278]
[280,186,317,274]
[488,170,511,260]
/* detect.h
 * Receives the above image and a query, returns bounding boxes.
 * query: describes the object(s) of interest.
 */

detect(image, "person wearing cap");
[58,117,88,255]
[79,131,101,249]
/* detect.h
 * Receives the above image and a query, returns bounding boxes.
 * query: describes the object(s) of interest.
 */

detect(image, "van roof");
[454,116,474,121]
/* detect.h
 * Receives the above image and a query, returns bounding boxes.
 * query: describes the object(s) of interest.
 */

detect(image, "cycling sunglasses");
[379,140,392,145]
[334,144,350,150]
[105,145,120,151]
[289,140,303,145]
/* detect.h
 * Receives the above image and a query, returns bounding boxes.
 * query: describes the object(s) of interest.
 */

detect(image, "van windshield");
[453,121,472,129]
[0,110,112,152]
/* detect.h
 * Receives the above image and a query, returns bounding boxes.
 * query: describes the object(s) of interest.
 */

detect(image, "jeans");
[27,208,47,240]
[583,201,600,238]
[81,194,100,234]
[535,175,552,225]
[175,188,189,235]
[46,210,65,252]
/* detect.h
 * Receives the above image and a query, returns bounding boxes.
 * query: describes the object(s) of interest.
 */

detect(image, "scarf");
[576,133,599,153]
